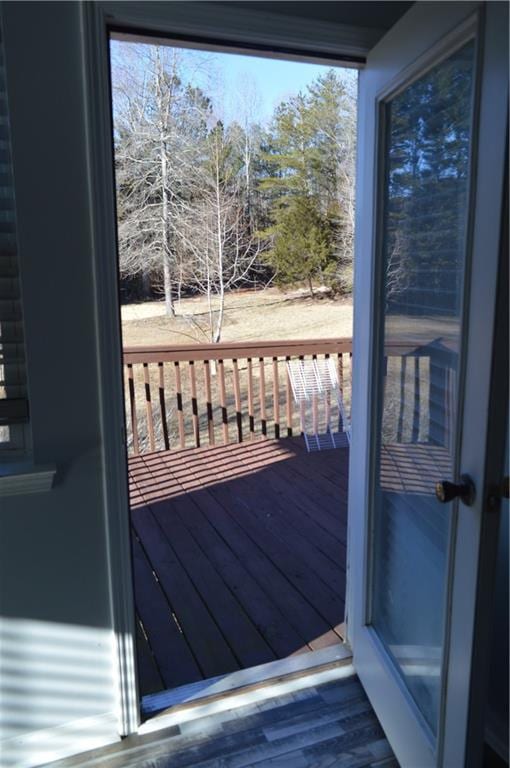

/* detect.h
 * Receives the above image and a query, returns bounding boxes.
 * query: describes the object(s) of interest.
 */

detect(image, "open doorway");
[108,32,357,713]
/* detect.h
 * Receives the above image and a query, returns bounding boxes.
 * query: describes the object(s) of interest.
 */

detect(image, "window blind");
[0,15,28,450]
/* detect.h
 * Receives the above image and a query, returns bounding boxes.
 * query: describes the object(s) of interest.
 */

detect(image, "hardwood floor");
[45,671,398,768]
[128,438,349,695]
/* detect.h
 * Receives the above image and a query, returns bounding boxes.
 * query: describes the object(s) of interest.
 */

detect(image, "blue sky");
[111,39,356,127]
[216,51,353,124]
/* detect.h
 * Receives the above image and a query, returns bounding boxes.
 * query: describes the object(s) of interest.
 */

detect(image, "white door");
[348,2,508,766]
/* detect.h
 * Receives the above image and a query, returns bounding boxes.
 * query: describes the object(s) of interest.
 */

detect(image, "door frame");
[346,2,508,765]
[81,0,508,755]
[81,0,375,738]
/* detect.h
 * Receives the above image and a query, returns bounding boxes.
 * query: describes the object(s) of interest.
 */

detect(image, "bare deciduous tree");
[175,120,266,343]
[112,44,209,315]
[385,230,411,311]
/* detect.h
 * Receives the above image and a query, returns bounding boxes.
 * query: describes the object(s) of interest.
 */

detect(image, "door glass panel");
[371,41,476,737]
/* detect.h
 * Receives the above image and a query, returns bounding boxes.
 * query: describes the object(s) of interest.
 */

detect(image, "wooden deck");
[128,437,349,696]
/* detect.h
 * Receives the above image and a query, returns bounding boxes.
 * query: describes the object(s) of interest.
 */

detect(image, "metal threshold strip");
[139,643,353,734]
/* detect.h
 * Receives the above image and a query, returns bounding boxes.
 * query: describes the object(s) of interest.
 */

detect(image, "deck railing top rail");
[123,337,352,364]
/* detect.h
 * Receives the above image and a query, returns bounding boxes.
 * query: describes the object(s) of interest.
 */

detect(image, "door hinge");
[487,476,509,509]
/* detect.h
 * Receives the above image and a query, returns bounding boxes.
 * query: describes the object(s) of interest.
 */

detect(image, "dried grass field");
[121,287,353,347]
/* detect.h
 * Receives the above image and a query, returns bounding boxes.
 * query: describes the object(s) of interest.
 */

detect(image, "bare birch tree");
[175,120,266,343]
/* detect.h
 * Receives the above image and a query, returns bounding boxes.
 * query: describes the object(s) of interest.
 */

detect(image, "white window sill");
[0,462,56,497]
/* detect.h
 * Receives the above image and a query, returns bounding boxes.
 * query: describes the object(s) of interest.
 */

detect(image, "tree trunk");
[163,257,174,316]
[161,150,174,317]
[158,50,174,317]
[142,269,151,299]
[244,133,252,226]
[213,140,225,344]
[213,289,224,344]
[308,276,315,298]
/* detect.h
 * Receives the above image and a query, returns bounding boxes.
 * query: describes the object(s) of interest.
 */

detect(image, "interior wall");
[220,1,413,30]
[0,0,382,763]
[0,2,120,765]
[0,2,504,767]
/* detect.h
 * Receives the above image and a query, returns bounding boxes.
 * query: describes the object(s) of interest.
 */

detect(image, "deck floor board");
[150,458,307,659]
[131,488,240,680]
[131,535,203,689]
[129,437,349,694]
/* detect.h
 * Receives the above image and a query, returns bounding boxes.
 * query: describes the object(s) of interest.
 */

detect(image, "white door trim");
[81,1,140,737]
[80,0,377,739]
[90,1,382,64]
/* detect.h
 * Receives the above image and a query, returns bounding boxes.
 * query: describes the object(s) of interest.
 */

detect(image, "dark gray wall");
[218,2,413,32]
[0,2,118,763]
[486,455,509,760]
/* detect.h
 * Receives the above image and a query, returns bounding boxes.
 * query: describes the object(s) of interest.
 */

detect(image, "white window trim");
[0,461,56,496]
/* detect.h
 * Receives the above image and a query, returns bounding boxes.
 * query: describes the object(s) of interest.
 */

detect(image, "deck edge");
[140,644,353,724]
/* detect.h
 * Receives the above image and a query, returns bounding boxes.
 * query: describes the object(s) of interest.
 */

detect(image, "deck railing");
[123,338,353,456]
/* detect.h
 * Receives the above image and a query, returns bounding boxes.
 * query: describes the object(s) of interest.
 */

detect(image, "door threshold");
[139,643,353,735]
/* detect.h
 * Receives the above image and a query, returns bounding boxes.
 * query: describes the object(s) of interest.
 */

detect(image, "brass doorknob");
[435,475,476,506]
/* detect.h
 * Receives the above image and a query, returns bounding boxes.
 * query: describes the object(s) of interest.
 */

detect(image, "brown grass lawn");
[121,286,353,347]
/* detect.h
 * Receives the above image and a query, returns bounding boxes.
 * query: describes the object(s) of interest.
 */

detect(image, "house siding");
[0,2,119,765]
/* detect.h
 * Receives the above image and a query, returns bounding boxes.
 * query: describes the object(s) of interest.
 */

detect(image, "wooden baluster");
[429,354,448,446]
[158,362,170,450]
[381,356,389,437]
[338,352,345,434]
[174,361,185,449]
[247,357,254,438]
[204,360,215,446]
[412,356,420,443]
[272,357,280,439]
[338,352,344,395]
[189,360,200,448]
[259,357,266,436]
[127,363,139,455]
[349,351,353,401]
[233,358,243,443]
[285,355,293,438]
[324,353,331,434]
[397,356,407,442]
[445,363,456,452]
[143,362,155,452]
[218,358,229,444]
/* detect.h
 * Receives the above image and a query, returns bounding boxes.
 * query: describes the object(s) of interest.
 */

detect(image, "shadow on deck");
[128,437,349,696]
